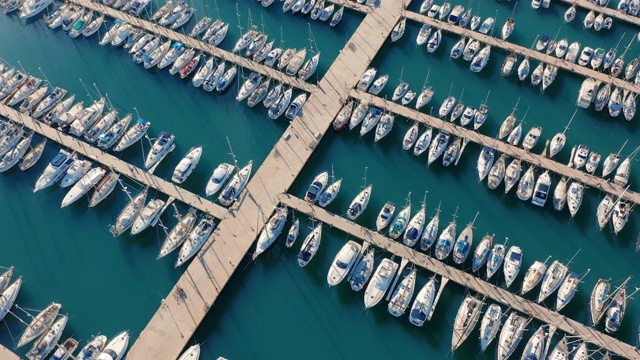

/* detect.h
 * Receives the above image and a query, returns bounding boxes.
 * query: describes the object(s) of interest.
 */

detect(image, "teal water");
[0,0,639,359]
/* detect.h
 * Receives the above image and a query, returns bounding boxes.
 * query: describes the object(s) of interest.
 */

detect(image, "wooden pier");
[65,0,317,93]
[350,89,640,205]
[0,344,20,360]
[125,1,405,358]
[278,193,640,359]
[555,0,640,27]
[0,103,229,220]
[404,12,640,95]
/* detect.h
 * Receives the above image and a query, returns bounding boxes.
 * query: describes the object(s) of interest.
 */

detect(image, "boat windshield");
[50,153,68,167]
[510,252,522,262]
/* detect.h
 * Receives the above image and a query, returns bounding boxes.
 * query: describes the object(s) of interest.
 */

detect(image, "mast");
[226,136,238,168]
[421,67,431,90]
[563,109,577,134]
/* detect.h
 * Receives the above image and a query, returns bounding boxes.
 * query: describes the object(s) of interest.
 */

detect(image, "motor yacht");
[144,132,175,169]
[327,240,361,286]
[34,150,76,192]
[96,331,129,360]
[61,167,106,208]
[363,258,398,308]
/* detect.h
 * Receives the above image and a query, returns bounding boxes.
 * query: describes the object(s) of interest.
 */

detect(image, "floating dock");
[125,1,405,358]
[0,103,229,220]
[278,193,639,359]
[65,0,317,93]
[0,344,20,360]
[350,89,640,205]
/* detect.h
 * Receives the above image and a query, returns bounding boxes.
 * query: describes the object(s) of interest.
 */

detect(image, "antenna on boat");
[226,136,238,168]
[399,67,404,83]
[458,88,464,103]
[452,206,459,221]
[37,67,52,87]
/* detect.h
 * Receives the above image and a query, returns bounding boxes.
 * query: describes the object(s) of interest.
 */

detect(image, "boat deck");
[0,103,229,220]
[125,1,404,359]
[0,344,20,360]
[350,89,640,205]
[65,0,317,93]
[278,193,639,359]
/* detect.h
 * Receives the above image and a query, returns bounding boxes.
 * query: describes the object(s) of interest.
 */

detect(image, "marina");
[403,11,640,96]
[277,193,639,359]
[0,0,639,358]
[351,89,640,205]
[0,103,229,220]
[126,1,404,358]
[65,0,317,93]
